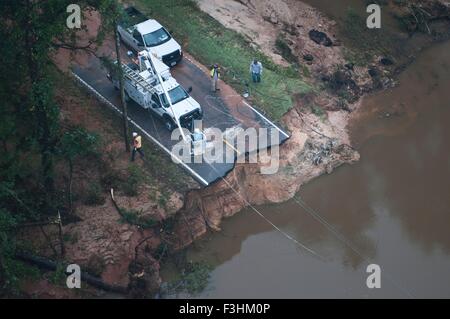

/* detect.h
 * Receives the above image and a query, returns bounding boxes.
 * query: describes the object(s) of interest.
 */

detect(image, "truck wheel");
[164,117,175,131]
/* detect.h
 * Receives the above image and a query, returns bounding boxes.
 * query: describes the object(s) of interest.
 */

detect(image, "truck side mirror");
[187,86,193,93]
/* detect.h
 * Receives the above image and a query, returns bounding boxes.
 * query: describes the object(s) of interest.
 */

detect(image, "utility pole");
[114,19,130,152]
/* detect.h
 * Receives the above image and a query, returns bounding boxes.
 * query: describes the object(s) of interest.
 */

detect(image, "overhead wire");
[292,194,415,298]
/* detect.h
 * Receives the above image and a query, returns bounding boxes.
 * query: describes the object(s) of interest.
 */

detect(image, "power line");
[292,194,415,298]
[204,163,326,261]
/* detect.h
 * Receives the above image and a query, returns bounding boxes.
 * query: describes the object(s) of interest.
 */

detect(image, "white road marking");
[70,71,209,187]
[242,101,290,139]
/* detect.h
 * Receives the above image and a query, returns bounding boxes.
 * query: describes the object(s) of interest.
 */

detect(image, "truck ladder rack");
[122,63,157,94]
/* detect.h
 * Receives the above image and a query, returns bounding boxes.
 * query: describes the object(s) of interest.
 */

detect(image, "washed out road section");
[72,50,288,186]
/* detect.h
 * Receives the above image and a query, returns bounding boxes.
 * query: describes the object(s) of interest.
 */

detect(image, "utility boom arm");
[111,50,201,141]
[143,51,188,141]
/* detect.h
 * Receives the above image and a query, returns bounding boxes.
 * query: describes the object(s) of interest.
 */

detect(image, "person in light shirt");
[131,132,144,161]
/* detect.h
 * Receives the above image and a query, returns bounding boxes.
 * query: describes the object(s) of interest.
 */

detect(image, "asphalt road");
[72,52,289,186]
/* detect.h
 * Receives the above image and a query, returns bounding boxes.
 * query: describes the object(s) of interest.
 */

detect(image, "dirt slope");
[197,0,345,71]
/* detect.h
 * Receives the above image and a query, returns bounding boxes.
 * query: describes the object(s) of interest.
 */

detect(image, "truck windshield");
[143,28,171,47]
[160,86,189,107]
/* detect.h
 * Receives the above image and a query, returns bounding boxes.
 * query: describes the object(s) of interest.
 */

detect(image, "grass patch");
[340,8,399,66]
[275,34,298,65]
[121,164,145,196]
[48,262,67,286]
[168,261,212,295]
[139,145,191,192]
[182,261,212,294]
[119,208,158,229]
[84,181,105,205]
[54,69,194,193]
[310,104,325,117]
[63,232,79,245]
[135,0,312,120]
[1,258,41,294]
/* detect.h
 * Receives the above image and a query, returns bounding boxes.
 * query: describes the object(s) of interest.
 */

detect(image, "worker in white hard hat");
[191,128,206,156]
[131,132,144,161]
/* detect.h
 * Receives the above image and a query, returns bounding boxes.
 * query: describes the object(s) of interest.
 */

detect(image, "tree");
[97,0,131,152]
[58,127,99,213]
[2,0,88,211]
[0,0,121,293]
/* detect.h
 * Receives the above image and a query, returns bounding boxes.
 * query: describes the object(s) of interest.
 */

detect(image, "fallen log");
[110,188,123,217]
[15,252,128,294]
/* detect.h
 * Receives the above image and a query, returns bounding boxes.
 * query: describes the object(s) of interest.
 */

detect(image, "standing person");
[191,128,206,156]
[250,58,263,83]
[131,132,144,161]
[210,64,220,92]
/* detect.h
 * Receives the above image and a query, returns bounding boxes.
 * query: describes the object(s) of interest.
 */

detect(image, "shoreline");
[158,0,450,295]
[166,0,450,249]
[20,0,450,298]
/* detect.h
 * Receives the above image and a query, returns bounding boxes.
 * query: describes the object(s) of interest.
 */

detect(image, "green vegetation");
[122,164,145,196]
[153,243,168,261]
[136,0,312,120]
[275,34,298,65]
[168,261,212,295]
[182,261,212,294]
[57,70,194,194]
[0,0,131,295]
[85,254,106,277]
[150,187,172,210]
[138,144,192,193]
[0,256,41,296]
[119,208,158,229]
[393,4,443,36]
[310,104,325,118]
[59,127,101,209]
[160,216,177,235]
[157,191,170,209]
[63,232,79,245]
[341,8,398,66]
[84,182,106,206]
[48,263,67,286]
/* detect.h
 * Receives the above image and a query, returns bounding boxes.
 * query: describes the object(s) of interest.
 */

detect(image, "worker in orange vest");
[131,132,144,161]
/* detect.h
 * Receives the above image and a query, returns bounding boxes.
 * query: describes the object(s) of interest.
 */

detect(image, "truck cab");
[118,7,182,67]
[148,78,203,131]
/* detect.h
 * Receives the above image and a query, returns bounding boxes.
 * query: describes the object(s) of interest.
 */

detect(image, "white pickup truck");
[108,51,202,132]
[118,7,182,67]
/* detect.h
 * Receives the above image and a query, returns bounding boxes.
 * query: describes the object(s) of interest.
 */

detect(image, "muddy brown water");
[163,37,450,298]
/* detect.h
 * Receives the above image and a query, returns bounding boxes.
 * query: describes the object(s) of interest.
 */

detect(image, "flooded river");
[180,36,450,298]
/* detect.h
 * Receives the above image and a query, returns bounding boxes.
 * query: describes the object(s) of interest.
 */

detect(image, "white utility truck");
[118,7,182,67]
[108,51,203,133]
